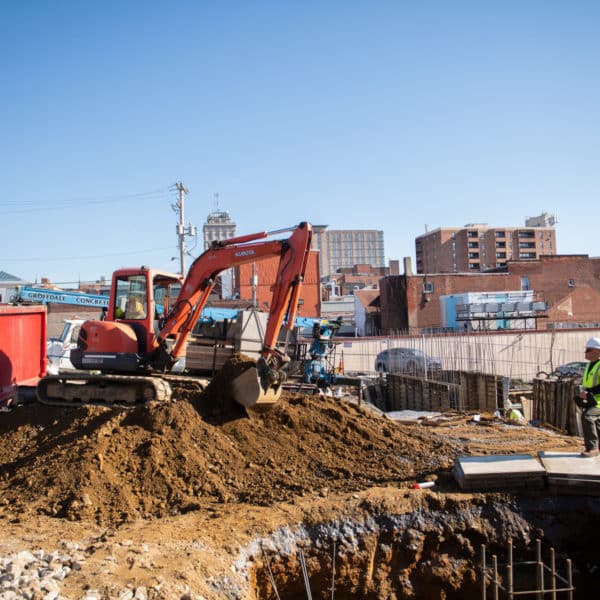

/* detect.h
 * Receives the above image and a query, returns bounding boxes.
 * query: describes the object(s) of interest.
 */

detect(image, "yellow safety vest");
[582,361,600,408]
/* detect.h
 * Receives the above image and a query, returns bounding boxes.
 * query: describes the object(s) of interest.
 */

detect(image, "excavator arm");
[152,222,313,406]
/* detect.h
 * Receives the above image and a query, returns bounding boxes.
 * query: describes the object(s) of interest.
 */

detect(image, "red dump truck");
[0,305,47,405]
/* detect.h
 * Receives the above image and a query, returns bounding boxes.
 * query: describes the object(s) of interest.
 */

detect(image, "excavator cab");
[71,269,183,373]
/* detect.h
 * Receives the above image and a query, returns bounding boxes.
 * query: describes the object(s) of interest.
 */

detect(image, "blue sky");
[1,1,599,285]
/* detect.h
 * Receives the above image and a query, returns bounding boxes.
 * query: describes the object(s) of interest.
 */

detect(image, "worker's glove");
[575,392,594,409]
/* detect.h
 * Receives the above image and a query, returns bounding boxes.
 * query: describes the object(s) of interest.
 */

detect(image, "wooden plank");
[185,344,234,371]
[186,346,234,357]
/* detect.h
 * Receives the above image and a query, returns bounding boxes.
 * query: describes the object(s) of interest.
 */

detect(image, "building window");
[469,263,480,270]
[568,279,575,287]
[521,276,530,291]
[468,252,479,259]
[496,241,506,248]
[496,252,506,259]
[468,241,479,248]
[423,281,434,294]
[495,231,505,238]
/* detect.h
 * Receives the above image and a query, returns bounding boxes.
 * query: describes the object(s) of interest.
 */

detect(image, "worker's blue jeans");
[582,406,600,451]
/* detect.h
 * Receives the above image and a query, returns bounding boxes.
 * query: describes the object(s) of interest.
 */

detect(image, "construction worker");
[125,294,146,319]
[575,337,600,457]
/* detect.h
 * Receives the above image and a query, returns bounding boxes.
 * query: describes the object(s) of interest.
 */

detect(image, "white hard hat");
[585,337,600,350]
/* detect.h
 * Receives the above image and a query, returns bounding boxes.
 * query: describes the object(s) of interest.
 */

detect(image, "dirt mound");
[0,357,580,529]
[0,394,454,526]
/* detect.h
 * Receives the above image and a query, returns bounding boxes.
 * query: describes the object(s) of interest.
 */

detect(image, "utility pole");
[171,182,196,276]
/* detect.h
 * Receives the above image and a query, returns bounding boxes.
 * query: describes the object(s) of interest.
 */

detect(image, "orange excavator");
[37,222,313,408]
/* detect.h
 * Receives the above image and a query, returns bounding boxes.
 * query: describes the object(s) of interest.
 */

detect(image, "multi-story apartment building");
[312,226,385,278]
[415,217,556,274]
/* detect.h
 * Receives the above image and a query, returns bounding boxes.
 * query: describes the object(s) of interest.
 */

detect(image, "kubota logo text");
[235,250,255,257]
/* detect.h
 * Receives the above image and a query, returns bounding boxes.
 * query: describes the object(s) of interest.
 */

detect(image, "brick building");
[379,255,600,334]
[321,261,400,299]
[415,222,556,273]
[354,289,381,336]
[237,250,321,318]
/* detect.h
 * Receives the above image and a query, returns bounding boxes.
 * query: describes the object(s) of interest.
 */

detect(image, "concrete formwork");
[385,371,507,413]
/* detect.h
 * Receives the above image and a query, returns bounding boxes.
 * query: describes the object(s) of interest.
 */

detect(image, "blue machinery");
[302,318,343,388]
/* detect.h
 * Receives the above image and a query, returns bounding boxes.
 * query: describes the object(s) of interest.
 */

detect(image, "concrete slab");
[538,451,600,478]
[455,451,600,495]
[538,451,600,495]
[457,454,545,475]
[386,410,442,422]
[454,454,545,490]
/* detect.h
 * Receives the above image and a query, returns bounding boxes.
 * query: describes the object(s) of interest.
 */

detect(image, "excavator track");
[36,372,175,408]
[159,374,210,392]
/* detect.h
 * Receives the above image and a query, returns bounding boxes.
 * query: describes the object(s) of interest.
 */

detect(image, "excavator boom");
[153,222,313,406]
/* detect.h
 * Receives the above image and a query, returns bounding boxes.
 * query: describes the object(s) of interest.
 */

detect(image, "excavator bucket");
[230,364,283,408]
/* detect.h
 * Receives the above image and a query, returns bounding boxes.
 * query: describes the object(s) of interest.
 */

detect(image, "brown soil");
[0,357,584,599]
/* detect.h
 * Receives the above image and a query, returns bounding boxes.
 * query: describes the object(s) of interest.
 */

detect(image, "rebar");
[507,539,513,599]
[299,549,313,600]
[260,545,281,600]
[330,538,336,600]
[480,539,575,599]
[481,544,487,600]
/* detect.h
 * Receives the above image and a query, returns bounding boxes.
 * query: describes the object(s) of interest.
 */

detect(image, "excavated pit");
[0,356,599,598]
[247,495,600,599]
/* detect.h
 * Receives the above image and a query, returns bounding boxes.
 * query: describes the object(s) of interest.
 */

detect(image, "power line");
[2,246,174,262]
[0,188,171,214]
